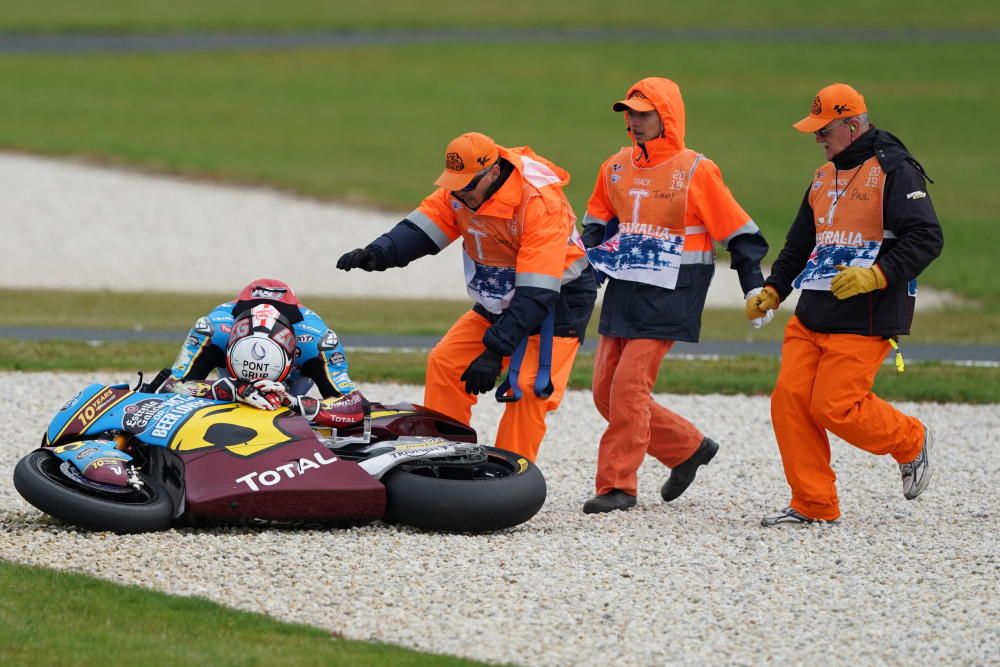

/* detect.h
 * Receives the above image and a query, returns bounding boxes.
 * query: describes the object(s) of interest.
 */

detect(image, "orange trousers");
[424,310,580,462]
[771,316,925,521]
[592,336,702,496]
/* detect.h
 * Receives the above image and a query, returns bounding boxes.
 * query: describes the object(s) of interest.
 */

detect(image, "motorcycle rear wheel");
[13,450,174,533]
[382,446,546,532]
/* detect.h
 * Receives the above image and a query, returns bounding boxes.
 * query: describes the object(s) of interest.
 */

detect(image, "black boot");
[660,437,719,502]
[582,489,637,514]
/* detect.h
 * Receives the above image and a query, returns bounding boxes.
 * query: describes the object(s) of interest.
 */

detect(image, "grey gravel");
[1,371,997,666]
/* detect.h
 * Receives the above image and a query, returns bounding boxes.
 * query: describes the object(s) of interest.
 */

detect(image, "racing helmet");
[236,278,301,306]
[225,303,297,383]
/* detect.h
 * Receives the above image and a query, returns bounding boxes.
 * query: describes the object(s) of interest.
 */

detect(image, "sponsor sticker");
[319,329,339,350]
[121,398,165,434]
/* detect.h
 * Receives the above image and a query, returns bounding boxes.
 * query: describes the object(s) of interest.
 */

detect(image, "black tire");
[382,446,546,532]
[13,450,174,533]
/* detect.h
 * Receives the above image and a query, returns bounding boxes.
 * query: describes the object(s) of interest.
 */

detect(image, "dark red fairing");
[339,402,478,443]
[181,412,384,523]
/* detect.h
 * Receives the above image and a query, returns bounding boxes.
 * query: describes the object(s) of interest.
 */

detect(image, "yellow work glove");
[745,285,780,324]
[830,265,887,300]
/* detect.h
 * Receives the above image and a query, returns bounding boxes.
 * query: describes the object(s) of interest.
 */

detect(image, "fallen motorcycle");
[13,373,545,533]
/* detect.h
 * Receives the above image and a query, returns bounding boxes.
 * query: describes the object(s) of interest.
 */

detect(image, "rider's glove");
[744,286,778,329]
[336,247,386,272]
[830,264,887,300]
[235,380,280,410]
[252,379,288,406]
[460,348,504,395]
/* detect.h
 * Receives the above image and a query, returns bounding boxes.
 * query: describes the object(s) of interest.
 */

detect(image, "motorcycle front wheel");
[382,446,546,532]
[13,450,174,533]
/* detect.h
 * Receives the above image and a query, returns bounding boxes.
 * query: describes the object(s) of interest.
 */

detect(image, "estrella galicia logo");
[329,351,346,366]
[122,398,165,435]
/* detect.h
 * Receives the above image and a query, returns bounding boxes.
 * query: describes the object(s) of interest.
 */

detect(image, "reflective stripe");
[719,219,761,246]
[516,272,561,291]
[681,250,716,265]
[883,230,897,239]
[407,209,452,250]
[583,213,609,227]
[562,254,590,283]
[685,225,706,235]
[688,154,704,181]
[520,155,564,188]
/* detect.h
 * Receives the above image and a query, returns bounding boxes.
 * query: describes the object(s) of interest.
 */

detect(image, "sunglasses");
[457,165,493,193]
[815,119,851,138]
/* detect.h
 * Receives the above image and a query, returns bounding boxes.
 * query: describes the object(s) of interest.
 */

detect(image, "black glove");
[336,248,382,272]
[460,349,503,395]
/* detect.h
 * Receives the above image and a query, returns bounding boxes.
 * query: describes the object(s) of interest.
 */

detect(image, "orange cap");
[793,83,868,133]
[612,90,656,113]
[434,132,500,190]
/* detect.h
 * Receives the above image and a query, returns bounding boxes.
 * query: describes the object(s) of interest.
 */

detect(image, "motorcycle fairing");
[168,403,295,457]
[181,411,385,523]
[52,440,132,487]
[47,384,132,445]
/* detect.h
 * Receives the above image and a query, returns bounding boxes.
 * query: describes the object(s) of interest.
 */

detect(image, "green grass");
[5,288,1000,345]
[0,560,485,667]
[2,341,995,404]
[1,1,996,31]
[0,41,995,304]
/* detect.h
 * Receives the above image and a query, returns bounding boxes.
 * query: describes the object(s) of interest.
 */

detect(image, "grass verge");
[1,1,996,31]
[1,341,995,404]
[0,41,996,302]
[4,288,1000,345]
[0,560,484,667]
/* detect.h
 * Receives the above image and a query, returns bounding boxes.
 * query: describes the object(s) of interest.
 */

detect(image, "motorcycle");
[13,372,546,534]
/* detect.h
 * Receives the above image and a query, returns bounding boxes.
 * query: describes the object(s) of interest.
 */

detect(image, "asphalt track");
[0,27,997,54]
[3,326,997,365]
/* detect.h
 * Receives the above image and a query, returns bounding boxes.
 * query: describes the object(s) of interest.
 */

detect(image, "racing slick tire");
[382,446,546,532]
[13,450,173,533]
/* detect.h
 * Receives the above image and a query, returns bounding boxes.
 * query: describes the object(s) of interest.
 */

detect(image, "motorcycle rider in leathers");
[167,278,365,427]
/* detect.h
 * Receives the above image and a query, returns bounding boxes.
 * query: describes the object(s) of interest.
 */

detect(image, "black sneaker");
[660,437,719,502]
[760,506,839,527]
[900,424,934,500]
[582,490,637,514]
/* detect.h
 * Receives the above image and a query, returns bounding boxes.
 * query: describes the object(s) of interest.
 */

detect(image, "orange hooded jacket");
[582,77,767,341]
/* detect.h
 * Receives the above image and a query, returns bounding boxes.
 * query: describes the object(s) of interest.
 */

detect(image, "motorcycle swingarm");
[358,438,482,479]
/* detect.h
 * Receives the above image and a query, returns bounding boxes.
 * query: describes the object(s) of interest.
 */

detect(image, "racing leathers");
[169,301,364,427]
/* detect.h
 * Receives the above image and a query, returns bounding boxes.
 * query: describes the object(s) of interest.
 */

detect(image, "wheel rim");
[397,450,521,481]
[34,453,161,506]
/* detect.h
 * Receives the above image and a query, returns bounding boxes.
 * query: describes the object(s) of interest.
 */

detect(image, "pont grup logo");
[251,342,267,361]
[445,151,464,172]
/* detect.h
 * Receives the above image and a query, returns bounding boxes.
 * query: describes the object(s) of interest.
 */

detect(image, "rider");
[167,278,365,426]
